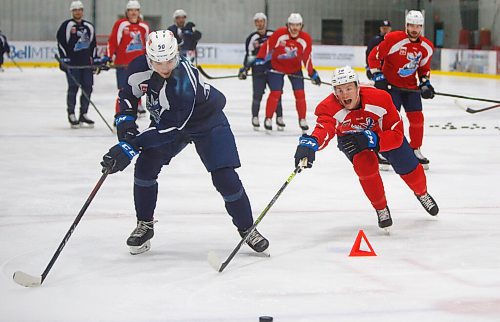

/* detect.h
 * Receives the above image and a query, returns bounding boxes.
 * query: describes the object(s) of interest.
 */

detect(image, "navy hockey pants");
[65,68,93,115]
[251,64,283,118]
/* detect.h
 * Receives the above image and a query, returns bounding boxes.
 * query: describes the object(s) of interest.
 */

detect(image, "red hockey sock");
[115,97,120,114]
[293,89,306,119]
[266,91,282,118]
[406,111,424,149]
[400,164,427,196]
[353,150,387,210]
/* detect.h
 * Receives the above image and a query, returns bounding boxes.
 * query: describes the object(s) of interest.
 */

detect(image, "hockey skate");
[252,116,260,131]
[264,118,272,132]
[276,116,286,131]
[68,113,80,129]
[238,228,269,253]
[299,118,309,133]
[376,206,392,232]
[377,153,391,171]
[414,148,429,170]
[79,113,95,128]
[415,192,439,216]
[126,220,156,255]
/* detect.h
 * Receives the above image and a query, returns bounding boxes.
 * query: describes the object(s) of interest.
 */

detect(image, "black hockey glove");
[238,67,248,80]
[101,142,139,174]
[337,130,379,162]
[58,57,71,71]
[294,135,319,169]
[419,78,435,99]
[372,72,389,91]
[310,69,321,86]
[366,66,373,80]
[115,115,139,143]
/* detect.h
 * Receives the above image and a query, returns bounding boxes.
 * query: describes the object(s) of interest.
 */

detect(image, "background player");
[365,19,391,80]
[294,66,438,230]
[100,30,268,255]
[238,12,284,131]
[256,13,321,132]
[167,9,202,63]
[56,0,97,128]
[105,0,149,116]
[0,28,10,72]
[368,10,435,169]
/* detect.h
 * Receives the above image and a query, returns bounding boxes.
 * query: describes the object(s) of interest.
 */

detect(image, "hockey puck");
[259,316,273,322]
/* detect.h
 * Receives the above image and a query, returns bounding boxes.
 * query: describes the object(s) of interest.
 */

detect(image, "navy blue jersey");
[56,19,96,66]
[118,55,226,149]
[167,23,202,51]
[0,32,10,55]
[243,29,274,68]
[365,33,385,65]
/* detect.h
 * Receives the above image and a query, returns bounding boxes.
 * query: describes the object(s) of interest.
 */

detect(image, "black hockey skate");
[276,116,286,131]
[239,228,269,253]
[299,118,309,133]
[79,113,95,128]
[415,192,439,216]
[126,220,156,255]
[377,153,391,171]
[68,113,80,129]
[252,116,260,131]
[264,118,272,131]
[414,149,429,170]
[376,206,392,231]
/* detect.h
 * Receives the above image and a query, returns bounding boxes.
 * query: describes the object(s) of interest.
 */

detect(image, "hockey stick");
[55,55,114,133]
[435,92,500,104]
[208,160,306,273]
[8,56,23,72]
[196,65,243,79]
[268,69,331,86]
[13,169,110,287]
[465,103,500,113]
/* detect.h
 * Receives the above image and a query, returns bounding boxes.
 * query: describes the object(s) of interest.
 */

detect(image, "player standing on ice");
[100,30,269,255]
[238,13,284,131]
[56,0,97,128]
[368,10,435,169]
[167,9,202,64]
[256,13,321,132]
[104,0,149,117]
[365,19,391,81]
[0,29,11,72]
[294,66,438,230]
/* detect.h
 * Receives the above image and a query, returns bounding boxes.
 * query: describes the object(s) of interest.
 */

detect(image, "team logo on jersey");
[126,31,143,52]
[399,47,407,56]
[140,83,148,93]
[71,27,77,34]
[398,51,422,77]
[74,29,90,51]
[341,117,375,134]
[277,46,298,60]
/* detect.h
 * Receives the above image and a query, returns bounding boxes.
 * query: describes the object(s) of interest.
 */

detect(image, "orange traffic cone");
[349,230,377,257]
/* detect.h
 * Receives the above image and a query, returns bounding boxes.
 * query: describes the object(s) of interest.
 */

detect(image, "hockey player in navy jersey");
[0,29,10,71]
[100,30,269,255]
[56,1,99,128]
[238,13,284,131]
[167,9,202,63]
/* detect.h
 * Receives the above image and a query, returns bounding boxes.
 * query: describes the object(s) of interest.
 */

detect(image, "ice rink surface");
[1,67,499,321]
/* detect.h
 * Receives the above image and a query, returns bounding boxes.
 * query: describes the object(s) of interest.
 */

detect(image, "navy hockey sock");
[134,177,158,221]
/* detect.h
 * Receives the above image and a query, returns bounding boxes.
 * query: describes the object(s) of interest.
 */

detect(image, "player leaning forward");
[100,30,269,254]
[294,67,438,230]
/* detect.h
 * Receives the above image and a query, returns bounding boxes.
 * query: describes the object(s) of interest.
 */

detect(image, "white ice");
[1,67,500,322]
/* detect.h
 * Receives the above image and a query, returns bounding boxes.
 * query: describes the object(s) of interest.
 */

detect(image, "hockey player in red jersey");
[368,10,435,169]
[294,66,438,230]
[104,0,149,115]
[256,13,321,132]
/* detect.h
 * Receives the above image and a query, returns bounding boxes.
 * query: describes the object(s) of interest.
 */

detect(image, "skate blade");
[128,240,151,255]
[253,126,260,131]
[79,123,95,129]
[380,227,391,235]
[277,126,285,131]
[70,124,79,129]
[422,164,429,171]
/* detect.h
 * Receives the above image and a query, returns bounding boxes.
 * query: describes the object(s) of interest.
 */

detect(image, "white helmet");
[253,12,267,21]
[173,9,187,19]
[331,66,359,94]
[406,10,424,25]
[146,30,179,63]
[126,0,140,10]
[69,1,83,11]
[288,13,303,24]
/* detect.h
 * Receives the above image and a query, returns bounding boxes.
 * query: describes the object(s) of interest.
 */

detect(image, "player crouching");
[294,66,438,231]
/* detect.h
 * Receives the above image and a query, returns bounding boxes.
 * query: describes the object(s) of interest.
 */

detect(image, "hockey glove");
[101,142,139,174]
[419,78,435,99]
[310,69,321,86]
[365,66,373,80]
[115,115,139,143]
[372,72,389,91]
[254,58,266,66]
[58,57,71,71]
[238,67,248,80]
[337,130,379,161]
[294,135,319,169]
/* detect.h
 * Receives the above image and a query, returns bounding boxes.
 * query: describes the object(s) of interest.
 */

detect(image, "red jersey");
[257,26,314,75]
[368,31,434,90]
[107,18,149,65]
[311,86,404,152]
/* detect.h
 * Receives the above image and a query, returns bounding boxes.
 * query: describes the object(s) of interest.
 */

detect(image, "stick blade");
[13,271,42,287]
[207,251,222,272]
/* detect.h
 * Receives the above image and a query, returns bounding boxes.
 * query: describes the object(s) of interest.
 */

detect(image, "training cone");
[349,230,377,257]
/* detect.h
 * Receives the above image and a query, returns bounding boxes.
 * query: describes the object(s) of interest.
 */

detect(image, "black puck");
[259,316,273,322]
